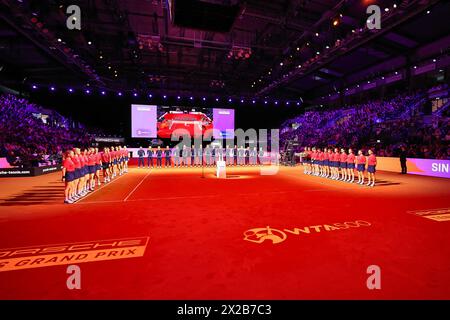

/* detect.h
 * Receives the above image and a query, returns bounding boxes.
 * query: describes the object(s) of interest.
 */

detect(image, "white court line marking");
[123,170,152,202]
[76,194,218,205]
[76,189,323,205]
[75,171,128,204]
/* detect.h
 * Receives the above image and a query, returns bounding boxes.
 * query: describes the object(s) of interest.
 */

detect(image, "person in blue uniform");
[233,145,238,166]
[147,146,154,168]
[237,146,244,165]
[258,147,265,165]
[137,147,145,168]
[182,145,189,167]
[187,145,192,167]
[250,147,257,165]
[164,146,171,168]
[156,146,163,168]
[194,145,202,166]
[211,146,216,166]
[225,145,232,165]
[173,146,180,167]
[204,145,211,166]
[245,147,250,165]
[216,146,223,163]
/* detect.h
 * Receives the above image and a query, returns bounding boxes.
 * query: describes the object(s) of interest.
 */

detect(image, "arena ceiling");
[0,0,448,102]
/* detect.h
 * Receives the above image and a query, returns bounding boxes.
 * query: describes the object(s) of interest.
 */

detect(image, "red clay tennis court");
[0,166,449,299]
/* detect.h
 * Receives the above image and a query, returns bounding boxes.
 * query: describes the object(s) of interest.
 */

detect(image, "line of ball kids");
[301,147,377,187]
[137,145,267,168]
[61,146,129,204]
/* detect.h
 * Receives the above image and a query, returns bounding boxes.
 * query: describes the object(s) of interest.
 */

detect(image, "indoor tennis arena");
[0,0,449,310]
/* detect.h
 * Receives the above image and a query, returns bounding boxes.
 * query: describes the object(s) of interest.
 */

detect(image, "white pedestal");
[216,160,226,178]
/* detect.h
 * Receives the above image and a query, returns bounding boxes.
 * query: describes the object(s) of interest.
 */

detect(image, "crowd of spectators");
[281,93,449,160]
[0,94,94,167]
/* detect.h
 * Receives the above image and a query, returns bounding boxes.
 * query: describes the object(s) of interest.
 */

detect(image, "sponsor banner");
[406,158,450,179]
[0,165,60,177]
[0,169,32,176]
[0,237,149,272]
[94,137,125,143]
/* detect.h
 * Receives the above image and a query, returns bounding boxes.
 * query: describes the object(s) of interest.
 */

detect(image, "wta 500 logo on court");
[243,220,371,244]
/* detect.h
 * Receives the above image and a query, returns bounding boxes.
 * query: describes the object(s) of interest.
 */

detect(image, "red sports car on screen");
[157,111,213,138]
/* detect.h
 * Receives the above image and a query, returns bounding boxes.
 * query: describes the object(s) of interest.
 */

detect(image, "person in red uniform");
[319,149,325,177]
[72,148,82,199]
[332,148,340,180]
[328,148,333,179]
[346,148,356,183]
[123,146,129,173]
[314,147,320,176]
[62,150,76,204]
[114,147,120,176]
[327,148,333,179]
[366,149,377,187]
[94,147,102,187]
[323,148,329,178]
[339,148,348,181]
[315,148,321,176]
[82,149,90,193]
[87,148,97,191]
[101,147,111,183]
[116,146,123,176]
[120,146,125,174]
[110,146,117,179]
[356,150,367,185]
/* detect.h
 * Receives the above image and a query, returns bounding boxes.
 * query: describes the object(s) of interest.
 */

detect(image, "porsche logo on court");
[243,220,371,244]
[0,237,149,272]
[408,208,450,222]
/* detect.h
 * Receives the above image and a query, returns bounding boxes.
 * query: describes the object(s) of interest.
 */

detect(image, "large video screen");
[131,104,234,139]
[131,104,158,138]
